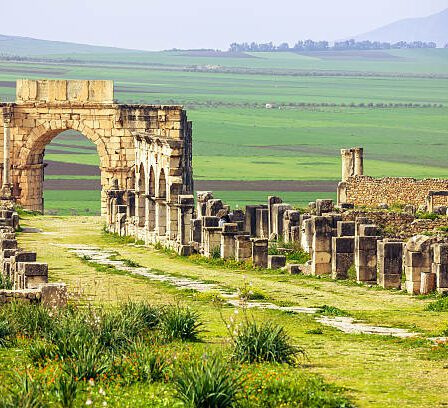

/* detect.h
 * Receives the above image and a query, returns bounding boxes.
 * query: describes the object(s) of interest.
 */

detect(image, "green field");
[0,49,447,212]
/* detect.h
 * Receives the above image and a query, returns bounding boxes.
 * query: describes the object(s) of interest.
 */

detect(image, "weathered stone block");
[268,255,286,270]
[358,224,379,237]
[433,244,448,265]
[337,221,355,237]
[252,239,268,268]
[332,237,355,253]
[287,264,302,275]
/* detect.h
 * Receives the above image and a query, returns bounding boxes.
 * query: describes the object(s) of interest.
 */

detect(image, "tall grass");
[231,319,304,365]
[174,354,241,408]
[160,305,204,342]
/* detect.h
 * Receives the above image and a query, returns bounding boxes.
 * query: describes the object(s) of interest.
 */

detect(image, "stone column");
[355,234,381,284]
[353,147,364,176]
[268,196,282,238]
[256,208,269,238]
[245,205,264,236]
[283,210,300,243]
[196,191,213,218]
[377,240,403,289]
[2,109,12,196]
[331,237,355,280]
[251,238,268,268]
[271,203,291,240]
[221,223,238,259]
[341,149,354,182]
[311,216,333,276]
[235,235,252,262]
[432,243,448,294]
[177,195,195,246]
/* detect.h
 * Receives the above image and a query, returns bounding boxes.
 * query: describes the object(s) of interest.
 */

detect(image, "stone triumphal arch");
[0,79,193,220]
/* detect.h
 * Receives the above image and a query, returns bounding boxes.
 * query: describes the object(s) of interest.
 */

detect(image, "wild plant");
[160,305,203,342]
[173,353,241,408]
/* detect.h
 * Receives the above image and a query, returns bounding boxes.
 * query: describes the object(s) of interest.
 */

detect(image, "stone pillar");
[353,147,364,176]
[206,199,223,217]
[355,234,381,284]
[221,223,238,259]
[245,205,264,236]
[155,199,167,236]
[341,149,355,182]
[432,243,448,294]
[316,200,334,216]
[268,196,282,238]
[283,210,300,243]
[203,226,222,258]
[177,195,195,246]
[235,235,252,262]
[301,218,313,253]
[311,216,333,276]
[190,219,202,244]
[251,238,268,268]
[377,240,403,289]
[201,216,219,254]
[196,191,213,219]
[256,208,269,238]
[271,203,292,240]
[404,236,433,295]
[331,237,355,280]
[1,108,12,196]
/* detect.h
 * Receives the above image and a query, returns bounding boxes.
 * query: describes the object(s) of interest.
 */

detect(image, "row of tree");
[229,39,440,52]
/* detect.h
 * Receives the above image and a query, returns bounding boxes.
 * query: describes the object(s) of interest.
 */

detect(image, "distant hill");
[0,34,140,56]
[354,8,448,46]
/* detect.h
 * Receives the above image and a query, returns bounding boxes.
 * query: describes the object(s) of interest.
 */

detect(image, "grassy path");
[17,215,448,407]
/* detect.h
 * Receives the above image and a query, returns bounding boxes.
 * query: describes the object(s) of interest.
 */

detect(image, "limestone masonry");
[0,79,191,215]
[2,79,448,299]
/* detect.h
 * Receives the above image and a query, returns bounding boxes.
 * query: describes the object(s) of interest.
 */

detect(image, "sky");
[2,0,448,50]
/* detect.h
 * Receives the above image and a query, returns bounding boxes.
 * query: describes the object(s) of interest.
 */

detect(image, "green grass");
[43,190,101,216]
[0,49,446,212]
[12,215,448,407]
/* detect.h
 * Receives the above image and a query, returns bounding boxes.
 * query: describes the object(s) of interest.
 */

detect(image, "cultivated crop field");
[0,49,447,213]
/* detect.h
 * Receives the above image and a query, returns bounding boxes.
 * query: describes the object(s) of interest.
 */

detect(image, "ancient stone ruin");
[0,208,67,307]
[1,79,446,299]
[0,79,192,215]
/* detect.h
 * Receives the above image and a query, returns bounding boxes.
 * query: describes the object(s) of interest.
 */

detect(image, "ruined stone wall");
[0,79,187,215]
[341,176,448,207]
[342,210,448,238]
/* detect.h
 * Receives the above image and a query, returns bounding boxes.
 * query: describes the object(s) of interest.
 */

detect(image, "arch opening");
[20,129,103,216]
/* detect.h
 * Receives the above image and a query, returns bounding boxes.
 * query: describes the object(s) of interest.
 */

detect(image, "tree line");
[229,39,440,52]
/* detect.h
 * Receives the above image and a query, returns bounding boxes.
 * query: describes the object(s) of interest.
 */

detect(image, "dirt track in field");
[45,161,100,176]
[43,175,337,192]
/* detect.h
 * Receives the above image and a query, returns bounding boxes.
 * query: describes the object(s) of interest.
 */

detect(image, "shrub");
[425,297,448,312]
[174,354,241,408]
[1,370,45,408]
[237,279,267,301]
[121,301,161,330]
[8,303,54,338]
[231,319,304,365]
[317,305,350,317]
[269,241,310,264]
[27,340,57,366]
[160,306,203,342]
[239,366,354,408]
[62,340,111,381]
[416,212,439,220]
[0,273,13,290]
[118,341,170,384]
[0,318,15,347]
[54,372,78,408]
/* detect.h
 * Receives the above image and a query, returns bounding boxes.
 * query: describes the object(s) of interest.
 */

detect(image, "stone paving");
[64,244,420,339]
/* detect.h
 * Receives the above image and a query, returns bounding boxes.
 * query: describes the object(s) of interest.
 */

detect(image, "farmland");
[0,49,447,213]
